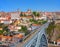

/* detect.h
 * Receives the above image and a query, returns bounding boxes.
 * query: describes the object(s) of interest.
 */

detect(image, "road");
[16,26,40,47]
[10,29,38,47]
[9,22,49,47]
[16,23,49,47]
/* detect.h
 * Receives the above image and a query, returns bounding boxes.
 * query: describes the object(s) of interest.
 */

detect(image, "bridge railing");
[23,22,49,41]
[23,22,50,47]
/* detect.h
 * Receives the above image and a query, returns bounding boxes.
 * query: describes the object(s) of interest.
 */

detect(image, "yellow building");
[0,28,3,30]
[14,20,21,26]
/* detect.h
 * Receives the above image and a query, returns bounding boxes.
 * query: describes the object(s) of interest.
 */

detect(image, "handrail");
[23,22,49,46]
[23,22,49,41]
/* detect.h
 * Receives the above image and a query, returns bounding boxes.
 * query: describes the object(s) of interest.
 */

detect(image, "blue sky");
[0,0,60,12]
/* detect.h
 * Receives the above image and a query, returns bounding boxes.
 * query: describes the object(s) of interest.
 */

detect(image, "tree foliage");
[30,19,47,24]
[46,22,56,41]
[33,11,40,17]
[3,26,9,32]
[20,12,23,16]
[19,26,28,35]
[0,30,4,35]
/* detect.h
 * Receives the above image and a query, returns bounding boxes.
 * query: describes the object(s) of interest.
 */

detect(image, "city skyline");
[0,0,60,12]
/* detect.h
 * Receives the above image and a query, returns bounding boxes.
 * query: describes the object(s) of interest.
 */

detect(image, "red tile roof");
[57,39,60,42]
[32,24,40,26]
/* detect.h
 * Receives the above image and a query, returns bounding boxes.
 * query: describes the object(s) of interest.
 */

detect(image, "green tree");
[46,22,55,42]
[0,23,4,28]
[33,11,37,16]
[42,20,47,24]
[24,14,27,16]
[29,19,35,22]
[20,26,28,35]
[36,12,40,17]
[3,26,9,32]
[20,12,23,16]
[33,11,40,17]
[0,30,4,35]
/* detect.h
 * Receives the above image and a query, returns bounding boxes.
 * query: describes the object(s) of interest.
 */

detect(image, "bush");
[0,30,4,35]
[20,26,29,35]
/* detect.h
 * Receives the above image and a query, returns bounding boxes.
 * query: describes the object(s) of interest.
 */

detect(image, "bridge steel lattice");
[23,22,49,47]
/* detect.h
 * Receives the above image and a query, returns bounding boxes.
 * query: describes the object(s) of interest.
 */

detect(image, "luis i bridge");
[14,22,49,47]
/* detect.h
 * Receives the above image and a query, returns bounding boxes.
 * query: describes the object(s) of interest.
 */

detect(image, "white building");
[11,12,20,20]
[41,14,47,20]
[1,20,12,24]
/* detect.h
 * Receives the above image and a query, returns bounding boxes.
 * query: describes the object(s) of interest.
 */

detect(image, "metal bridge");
[1,14,59,47]
[16,22,49,47]
[23,22,49,47]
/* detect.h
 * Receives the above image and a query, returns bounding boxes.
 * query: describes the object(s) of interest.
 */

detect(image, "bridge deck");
[16,27,40,47]
[16,22,49,47]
